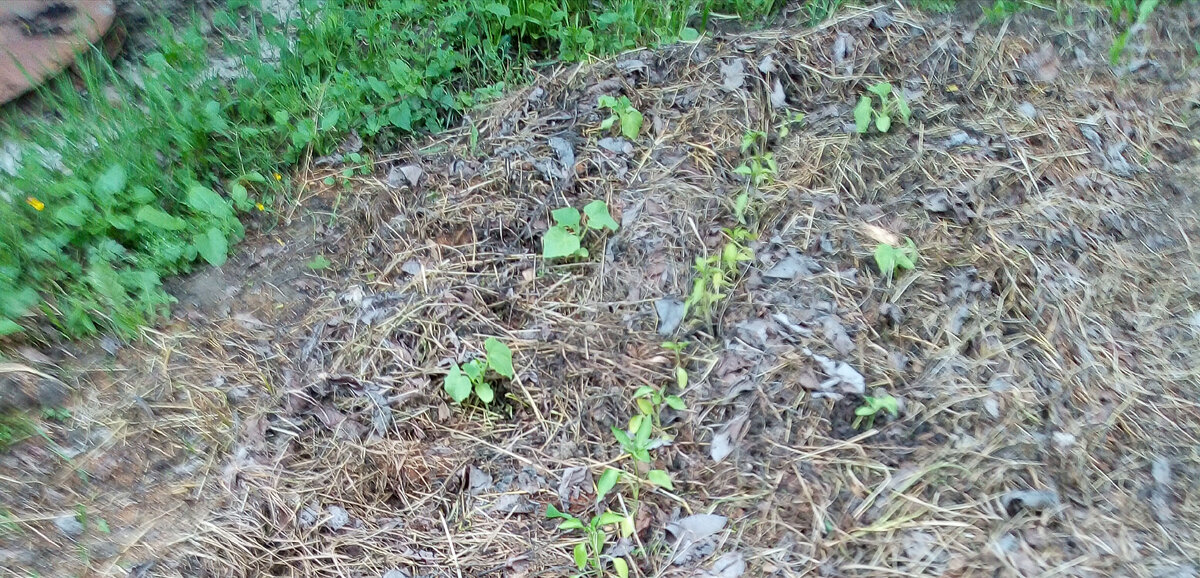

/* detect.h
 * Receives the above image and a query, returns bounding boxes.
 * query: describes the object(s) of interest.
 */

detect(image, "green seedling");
[685,228,756,319]
[775,111,805,140]
[734,153,778,188]
[444,337,515,404]
[543,200,620,260]
[740,130,767,154]
[1109,0,1159,65]
[874,238,919,281]
[598,95,644,141]
[41,407,70,422]
[546,504,634,577]
[854,82,911,134]
[853,394,900,429]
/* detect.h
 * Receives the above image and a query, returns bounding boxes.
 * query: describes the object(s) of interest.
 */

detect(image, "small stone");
[325,505,350,530]
[1018,101,1037,119]
[54,514,85,538]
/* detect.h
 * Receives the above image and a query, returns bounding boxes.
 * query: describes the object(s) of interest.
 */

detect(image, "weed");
[1109,0,1159,64]
[443,337,514,404]
[598,96,645,141]
[774,111,805,140]
[734,153,778,188]
[983,0,1027,22]
[853,394,900,429]
[913,0,958,13]
[546,504,633,577]
[874,239,919,281]
[40,407,70,422]
[306,255,332,271]
[854,82,911,134]
[685,228,755,319]
[542,201,620,260]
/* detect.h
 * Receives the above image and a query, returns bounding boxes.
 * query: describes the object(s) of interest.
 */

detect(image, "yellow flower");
[273,173,282,181]
[26,197,44,211]
[255,202,266,211]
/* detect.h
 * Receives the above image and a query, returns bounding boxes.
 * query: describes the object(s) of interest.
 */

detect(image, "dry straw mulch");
[3,3,1200,577]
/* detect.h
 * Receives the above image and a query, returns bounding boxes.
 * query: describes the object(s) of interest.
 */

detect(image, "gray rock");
[54,514,84,538]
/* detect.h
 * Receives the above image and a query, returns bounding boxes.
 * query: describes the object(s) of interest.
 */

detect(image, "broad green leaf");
[632,386,656,399]
[895,93,911,122]
[596,468,620,500]
[474,380,495,404]
[619,109,643,141]
[854,96,873,134]
[646,469,674,490]
[573,543,587,570]
[600,116,617,131]
[551,207,581,228]
[675,366,688,389]
[874,244,898,276]
[867,82,893,98]
[619,514,635,537]
[229,182,249,209]
[598,95,617,108]
[320,109,341,131]
[596,511,626,527]
[545,504,573,520]
[876,113,891,133]
[484,337,514,378]
[583,200,619,232]
[635,413,652,446]
[632,447,651,463]
[734,192,749,222]
[628,414,644,434]
[462,359,485,382]
[444,364,472,403]
[135,206,187,230]
[388,104,413,131]
[665,395,686,411]
[611,426,633,450]
[306,255,331,270]
[185,184,233,219]
[559,518,585,530]
[678,27,700,41]
[94,164,127,197]
[193,228,229,266]
[486,2,511,17]
[543,226,581,259]
[734,164,753,176]
[0,318,22,336]
[855,405,876,416]
[612,557,629,578]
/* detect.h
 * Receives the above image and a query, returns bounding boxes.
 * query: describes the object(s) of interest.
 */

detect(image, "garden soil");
[2,2,1199,577]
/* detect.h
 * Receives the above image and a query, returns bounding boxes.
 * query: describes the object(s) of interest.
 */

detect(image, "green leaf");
[596,511,626,527]
[229,182,249,210]
[876,113,891,133]
[895,93,911,123]
[193,228,229,266]
[559,517,585,531]
[734,192,749,222]
[135,206,187,230]
[675,366,688,389]
[388,104,413,131]
[306,255,331,270]
[95,518,110,534]
[632,386,656,399]
[628,414,644,434]
[320,109,341,131]
[611,426,633,451]
[551,207,581,228]
[867,82,893,98]
[543,226,581,259]
[444,364,472,403]
[484,337,514,378]
[634,413,652,446]
[573,542,588,570]
[619,109,643,141]
[596,468,620,500]
[665,395,686,411]
[486,2,511,17]
[0,318,22,336]
[679,27,700,42]
[583,200,619,232]
[94,164,127,197]
[185,184,233,219]
[855,405,876,416]
[546,504,573,520]
[600,116,617,131]
[612,557,629,578]
[854,96,873,134]
[874,244,898,276]
[598,95,618,109]
[646,469,674,490]
[474,380,495,404]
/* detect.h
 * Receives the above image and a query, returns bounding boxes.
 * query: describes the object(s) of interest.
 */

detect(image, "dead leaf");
[1002,490,1059,516]
[1020,44,1060,82]
[598,137,633,155]
[832,33,853,66]
[667,514,728,564]
[489,494,537,515]
[720,58,746,91]
[822,317,855,356]
[468,466,493,495]
[757,55,777,73]
[656,298,686,335]
[710,412,750,463]
[703,552,747,578]
[557,466,593,508]
[859,223,900,246]
[805,348,865,397]
[769,79,786,108]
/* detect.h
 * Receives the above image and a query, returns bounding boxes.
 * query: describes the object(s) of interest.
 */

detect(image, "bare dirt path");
[2,3,1199,577]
